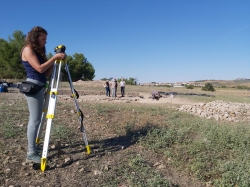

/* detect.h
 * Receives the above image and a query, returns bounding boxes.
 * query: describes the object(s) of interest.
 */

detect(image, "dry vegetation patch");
[2,81,250,186]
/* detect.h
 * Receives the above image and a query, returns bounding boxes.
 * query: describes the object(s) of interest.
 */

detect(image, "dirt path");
[58,93,194,107]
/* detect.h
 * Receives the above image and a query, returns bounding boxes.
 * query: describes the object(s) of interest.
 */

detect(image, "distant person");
[151,91,161,100]
[104,81,110,97]
[114,78,118,97]
[111,79,116,97]
[120,78,126,97]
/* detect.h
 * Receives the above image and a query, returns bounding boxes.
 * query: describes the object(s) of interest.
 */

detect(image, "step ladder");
[36,45,91,172]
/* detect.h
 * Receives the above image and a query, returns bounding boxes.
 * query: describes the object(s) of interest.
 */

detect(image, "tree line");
[101,77,137,85]
[0,30,95,82]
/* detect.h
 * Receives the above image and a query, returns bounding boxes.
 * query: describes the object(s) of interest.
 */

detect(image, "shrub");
[202,83,215,92]
[236,85,250,90]
[185,84,194,89]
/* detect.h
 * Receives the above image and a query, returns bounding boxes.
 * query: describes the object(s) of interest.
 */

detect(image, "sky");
[0,0,249,83]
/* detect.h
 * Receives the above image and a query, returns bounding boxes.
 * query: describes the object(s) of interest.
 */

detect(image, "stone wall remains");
[177,100,250,122]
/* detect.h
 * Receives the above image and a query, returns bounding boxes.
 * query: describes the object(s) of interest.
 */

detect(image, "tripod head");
[54,45,66,53]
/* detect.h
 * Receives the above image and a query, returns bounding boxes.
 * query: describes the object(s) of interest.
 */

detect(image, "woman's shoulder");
[23,45,32,49]
[22,45,34,54]
[21,45,32,59]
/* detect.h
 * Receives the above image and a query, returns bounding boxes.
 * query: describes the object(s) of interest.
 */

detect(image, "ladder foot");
[41,157,47,172]
[86,145,91,154]
[36,138,40,144]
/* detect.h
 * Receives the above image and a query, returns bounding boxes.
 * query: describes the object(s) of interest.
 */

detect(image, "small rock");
[78,168,85,172]
[157,164,166,169]
[104,165,109,171]
[93,170,102,175]
[22,162,28,166]
[64,157,72,164]
[5,168,11,173]
[153,162,161,167]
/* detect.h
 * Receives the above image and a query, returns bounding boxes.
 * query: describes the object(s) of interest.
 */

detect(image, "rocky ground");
[178,100,250,122]
[1,82,250,187]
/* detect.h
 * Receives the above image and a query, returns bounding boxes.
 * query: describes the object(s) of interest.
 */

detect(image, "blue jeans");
[25,87,45,154]
[121,86,125,97]
[105,87,110,96]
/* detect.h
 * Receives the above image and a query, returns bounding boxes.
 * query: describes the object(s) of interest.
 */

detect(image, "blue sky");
[0,0,249,83]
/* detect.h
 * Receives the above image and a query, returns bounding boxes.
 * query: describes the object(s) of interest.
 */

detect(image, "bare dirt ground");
[0,82,208,187]
[58,93,194,107]
[69,80,195,106]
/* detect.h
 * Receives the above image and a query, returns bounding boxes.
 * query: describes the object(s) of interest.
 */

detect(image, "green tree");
[126,77,137,85]
[0,30,26,79]
[115,77,137,85]
[61,53,95,81]
[0,30,95,82]
[47,52,53,59]
[202,83,215,92]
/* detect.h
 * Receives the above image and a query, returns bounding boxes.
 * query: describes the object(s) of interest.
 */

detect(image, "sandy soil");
[76,93,194,105]
[62,80,195,106]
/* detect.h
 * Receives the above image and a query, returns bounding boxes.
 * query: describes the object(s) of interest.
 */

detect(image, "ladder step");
[46,114,54,119]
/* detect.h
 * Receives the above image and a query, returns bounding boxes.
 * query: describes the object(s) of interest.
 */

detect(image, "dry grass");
[1,82,250,186]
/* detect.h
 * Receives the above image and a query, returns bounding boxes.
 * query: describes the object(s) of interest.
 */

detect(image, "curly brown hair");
[25,26,48,61]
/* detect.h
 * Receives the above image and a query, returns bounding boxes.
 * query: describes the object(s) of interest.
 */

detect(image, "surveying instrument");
[36,45,91,172]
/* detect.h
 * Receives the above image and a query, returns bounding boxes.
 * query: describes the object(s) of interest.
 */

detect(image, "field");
[1,80,250,187]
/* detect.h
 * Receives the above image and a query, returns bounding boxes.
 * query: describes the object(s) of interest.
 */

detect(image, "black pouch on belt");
[19,81,44,95]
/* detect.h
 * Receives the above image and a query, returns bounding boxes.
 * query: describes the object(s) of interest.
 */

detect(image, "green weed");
[51,124,72,141]
[140,109,250,186]
[1,122,19,138]
[102,155,173,187]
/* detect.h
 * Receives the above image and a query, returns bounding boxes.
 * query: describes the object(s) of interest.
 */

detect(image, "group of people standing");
[104,78,126,98]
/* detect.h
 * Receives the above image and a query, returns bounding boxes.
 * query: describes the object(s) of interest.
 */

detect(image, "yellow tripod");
[36,45,91,172]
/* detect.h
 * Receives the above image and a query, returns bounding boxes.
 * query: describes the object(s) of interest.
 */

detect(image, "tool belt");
[19,81,44,95]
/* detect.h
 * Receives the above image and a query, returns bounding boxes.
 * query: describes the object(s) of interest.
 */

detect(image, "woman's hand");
[53,53,67,60]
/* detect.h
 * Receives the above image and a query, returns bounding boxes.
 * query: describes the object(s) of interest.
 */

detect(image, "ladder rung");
[50,91,58,95]
[46,114,54,119]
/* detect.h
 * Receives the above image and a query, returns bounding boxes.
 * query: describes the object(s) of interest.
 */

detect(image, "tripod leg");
[41,60,62,172]
[36,81,51,144]
[65,63,91,154]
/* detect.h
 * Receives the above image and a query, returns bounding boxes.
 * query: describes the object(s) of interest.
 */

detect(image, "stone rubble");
[177,100,250,122]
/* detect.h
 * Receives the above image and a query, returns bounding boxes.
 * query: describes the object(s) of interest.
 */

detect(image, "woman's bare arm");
[22,46,65,73]
[45,64,54,77]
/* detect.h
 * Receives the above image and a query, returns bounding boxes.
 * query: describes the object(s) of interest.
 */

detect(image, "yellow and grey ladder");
[39,45,90,172]
[36,80,51,144]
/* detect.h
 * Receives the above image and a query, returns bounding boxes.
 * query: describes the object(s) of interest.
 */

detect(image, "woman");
[21,26,66,163]
[104,80,110,97]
